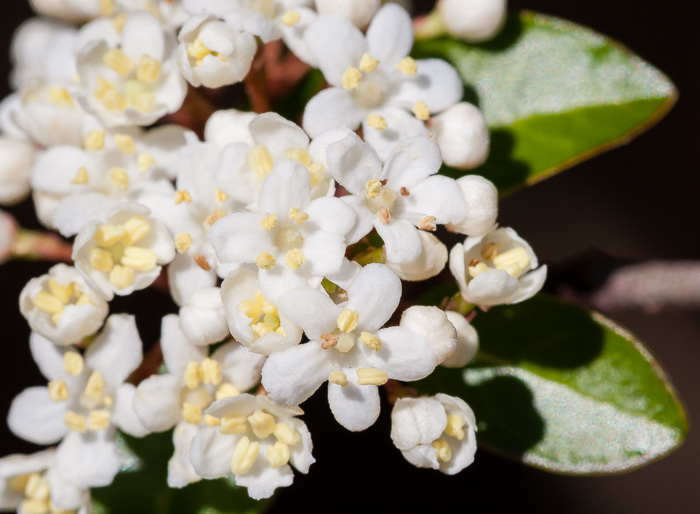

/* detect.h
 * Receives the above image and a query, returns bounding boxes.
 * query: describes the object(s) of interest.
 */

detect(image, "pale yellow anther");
[113,13,127,32]
[126,81,155,113]
[378,206,391,224]
[99,0,115,15]
[367,114,387,131]
[413,100,431,120]
[260,214,278,231]
[94,224,125,247]
[7,473,30,493]
[251,322,272,338]
[396,56,417,76]
[205,414,221,427]
[94,77,128,112]
[467,261,490,278]
[273,423,300,446]
[121,246,158,271]
[285,148,312,166]
[445,413,466,440]
[64,410,87,432]
[264,314,281,331]
[175,233,193,254]
[103,395,114,407]
[110,167,129,191]
[220,413,247,434]
[359,52,379,73]
[25,473,49,501]
[492,247,531,278]
[109,265,134,289]
[122,217,150,245]
[336,333,355,353]
[433,439,452,462]
[231,437,260,474]
[49,86,73,107]
[182,402,203,424]
[328,370,348,387]
[186,38,212,63]
[256,252,276,270]
[249,145,274,180]
[238,300,263,320]
[19,499,50,514]
[48,279,72,304]
[342,66,362,90]
[281,10,301,26]
[481,242,499,261]
[174,190,192,204]
[308,163,324,187]
[360,331,382,352]
[216,382,241,401]
[337,309,359,333]
[137,152,155,171]
[284,249,305,270]
[88,410,111,431]
[71,167,89,185]
[103,48,135,77]
[215,188,228,204]
[84,371,105,400]
[114,133,136,154]
[288,207,309,225]
[64,352,84,375]
[75,294,93,307]
[267,440,291,469]
[418,216,437,231]
[206,209,227,226]
[200,358,222,386]
[247,410,276,439]
[356,367,388,386]
[365,179,382,199]
[137,54,161,83]
[89,247,114,272]
[84,130,106,151]
[184,361,201,389]
[31,291,64,316]
[48,379,69,402]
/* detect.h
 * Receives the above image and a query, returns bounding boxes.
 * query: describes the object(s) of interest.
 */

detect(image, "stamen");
[260,214,278,231]
[378,206,390,224]
[31,291,63,316]
[274,423,301,445]
[468,262,490,278]
[48,278,72,303]
[109,265,134,289]
[492,247,531,278]
[360,331,382,351]
[285,148,312,166]
[281,10,300,26]
[256,252,276,270]
[137,152,155,171]
[88,410,110,431]
[216,382,241,400]
[220,413,247,434]
[75,294,93,307]
[247,410,276,439]
[308,163,324,186]
[396,56,417,75]
[137,54,161,83]
[206,209,227,225]
[25,473,49,500]
[328,370,348,387]
[284,249,305,269]
[173,190,192,204]
[205,414,220,427]
[84,371,105,400]
[89,247,114,272]
[113,13,127,32]
[445,413,466,440]
[114,134,135,154]
[481,243,499,261]
[433,439,452,462]
[182,402,203,424]
[186,38,212,64]
[320,334,338,349]
[48,379,69,402]
[413,100,431,120]
[103,48,135,76]
[109,167,129,191]
[63,352,84,375]
[231,437,260,474]
[336,309,359,333]
[71,167,89,185]
[94,77,127,111]
[336,333,355,353]
[341,66,362,90]
[84,130,106,151]
[356,367,388,386]
[94,224,125,247]
[184,361,201,389]
[194,254,211,271]
[418,216,437,231]
[215,188,228,203]
[267,441,290,468]
[49,86,73,107]
[359,53,379,73]
[19,499,50,514]
[249,145,274,180]
[288,207,309,225]
[125,80,155,113]
[365,179,382,199]
[120,246,158,271]
[400,186,410,196]
[175,233,193,254]
[200,358,222,385]
[64,411,87,432]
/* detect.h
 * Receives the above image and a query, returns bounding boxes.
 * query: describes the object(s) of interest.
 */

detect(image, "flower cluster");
[1,0,538,508]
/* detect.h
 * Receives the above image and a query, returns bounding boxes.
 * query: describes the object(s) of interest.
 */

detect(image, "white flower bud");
[204,109,256,147]
[0,210,15,264]
[314,0,381,27]
[179,287,230,346]
[29,0,98,22]
[448,175,498,237]
[0,137,35,205]
[438,0,507,42]
[400,306,457,365]
[387,231,448,281]
[431,102,489,170]
[442,311,479,367]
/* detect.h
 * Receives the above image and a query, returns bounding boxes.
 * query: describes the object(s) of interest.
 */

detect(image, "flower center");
[30,278,93,325]
[467,243,531,280]
[237,290,286,340]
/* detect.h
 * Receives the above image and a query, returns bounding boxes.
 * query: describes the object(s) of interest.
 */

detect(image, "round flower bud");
[314,0,381,27]
[387,231,448,281]
[0,137,35,205]
[442,311,479,367]
[447,175,498,237]
[179,287,230,346]
[438,0,507,42]
[400,306,457,365]
[431,102,489,170]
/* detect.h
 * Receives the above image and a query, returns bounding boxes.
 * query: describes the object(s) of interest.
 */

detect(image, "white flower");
[314,0,380,27]
[438,0,507,42]
[8,315,147,488]
[19,264,109,346]
[0,137,35,206]
[75,12,187,126]
[449,226,547,306]
[189,393,314,499]
[72,202,175,300]
[442,311,479,368]
[262,263,438,431]
[179,287,230,346]
[399,306,457,366]
[327,132,466,264]
[133,314,264,487]
[177,16,257,88]
[447,175,498,237]
[430,102,490,170]
[0,450,90,514]
[386,230,447,281]
[303,4,463,159]
[391,393,477,474]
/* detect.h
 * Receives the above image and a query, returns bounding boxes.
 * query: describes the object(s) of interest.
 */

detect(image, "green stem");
[413,9,447,41]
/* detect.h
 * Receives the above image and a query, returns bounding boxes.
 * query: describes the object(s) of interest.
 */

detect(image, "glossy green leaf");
[416,295,688,474]
[413,12,676,193]
[91,431,269,514]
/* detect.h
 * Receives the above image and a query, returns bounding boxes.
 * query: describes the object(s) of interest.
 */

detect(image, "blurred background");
[1,0,698,512]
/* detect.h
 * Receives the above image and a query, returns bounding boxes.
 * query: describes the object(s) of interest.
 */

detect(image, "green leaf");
[91,431,269,514]
[415,295,688,474]
[413,12,676,193]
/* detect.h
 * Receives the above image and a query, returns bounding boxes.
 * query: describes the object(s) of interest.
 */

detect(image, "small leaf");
[92,431,268,514]
[413,12,676,193]
[416,295,688,474]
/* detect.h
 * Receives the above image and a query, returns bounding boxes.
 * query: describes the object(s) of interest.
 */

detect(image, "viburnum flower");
[0,137,35,205]
[437,0,507,42]
[449,226,547,306]
[442,311,479,368]
[8,315,147,488]
[447,175,498,237]
[0,450,90,514]
[189,393,314,499]
[326,132,467,264]
[72,202,175,300]
[430,102,490,170]
[178,287,230,346]
[262,263,438,431]
[19,263,109,346]
[386,230,448,281]
[74,11,187,126]
[391,393,477,474]
[302,3,463,160]
[133,314,264,487]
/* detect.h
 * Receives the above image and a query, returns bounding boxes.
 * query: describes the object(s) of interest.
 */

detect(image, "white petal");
[46,466,89,511]
[161,314,207,376]
[257,159,311,215]
[346,263,401,331]
[287,418,315,474]
[113,383,149,437]
[325,132,382,196]
[328,369,380,431]
[179,287,229,346]
[168,422,201,488]
[304,15,367,86]
[8,387,67,445]
[366,326,436,381]
[235,460,294,500]
[262,343,332,406]
[442,311,479,368]
[168,253,218,307]
[189,426,236,479]
[121,12,165,62]
[362,106,428,162]
[302,87,362,138]
[366,3,413,69]
[447,175,498,236]
[29,332,72,380]
[85,314,143,389]
[468,269,519,305]
[403,175,468,225]
[504,265,548,305]
[133,374,182,432]
[400,306,457,365]
[401,444,439,470]
[393,59,463,113]
[390,397,446,450]
[212,342,266,392]
[375,218,422,265]
[206,212,272,265]
[383,134,442,190]
[387,230,447,282]
[56,430,121,488]
[277,288,339,339]
[249,112,309,160]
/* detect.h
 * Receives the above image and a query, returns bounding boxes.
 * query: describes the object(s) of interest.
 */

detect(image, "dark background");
[1,1,699,512]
